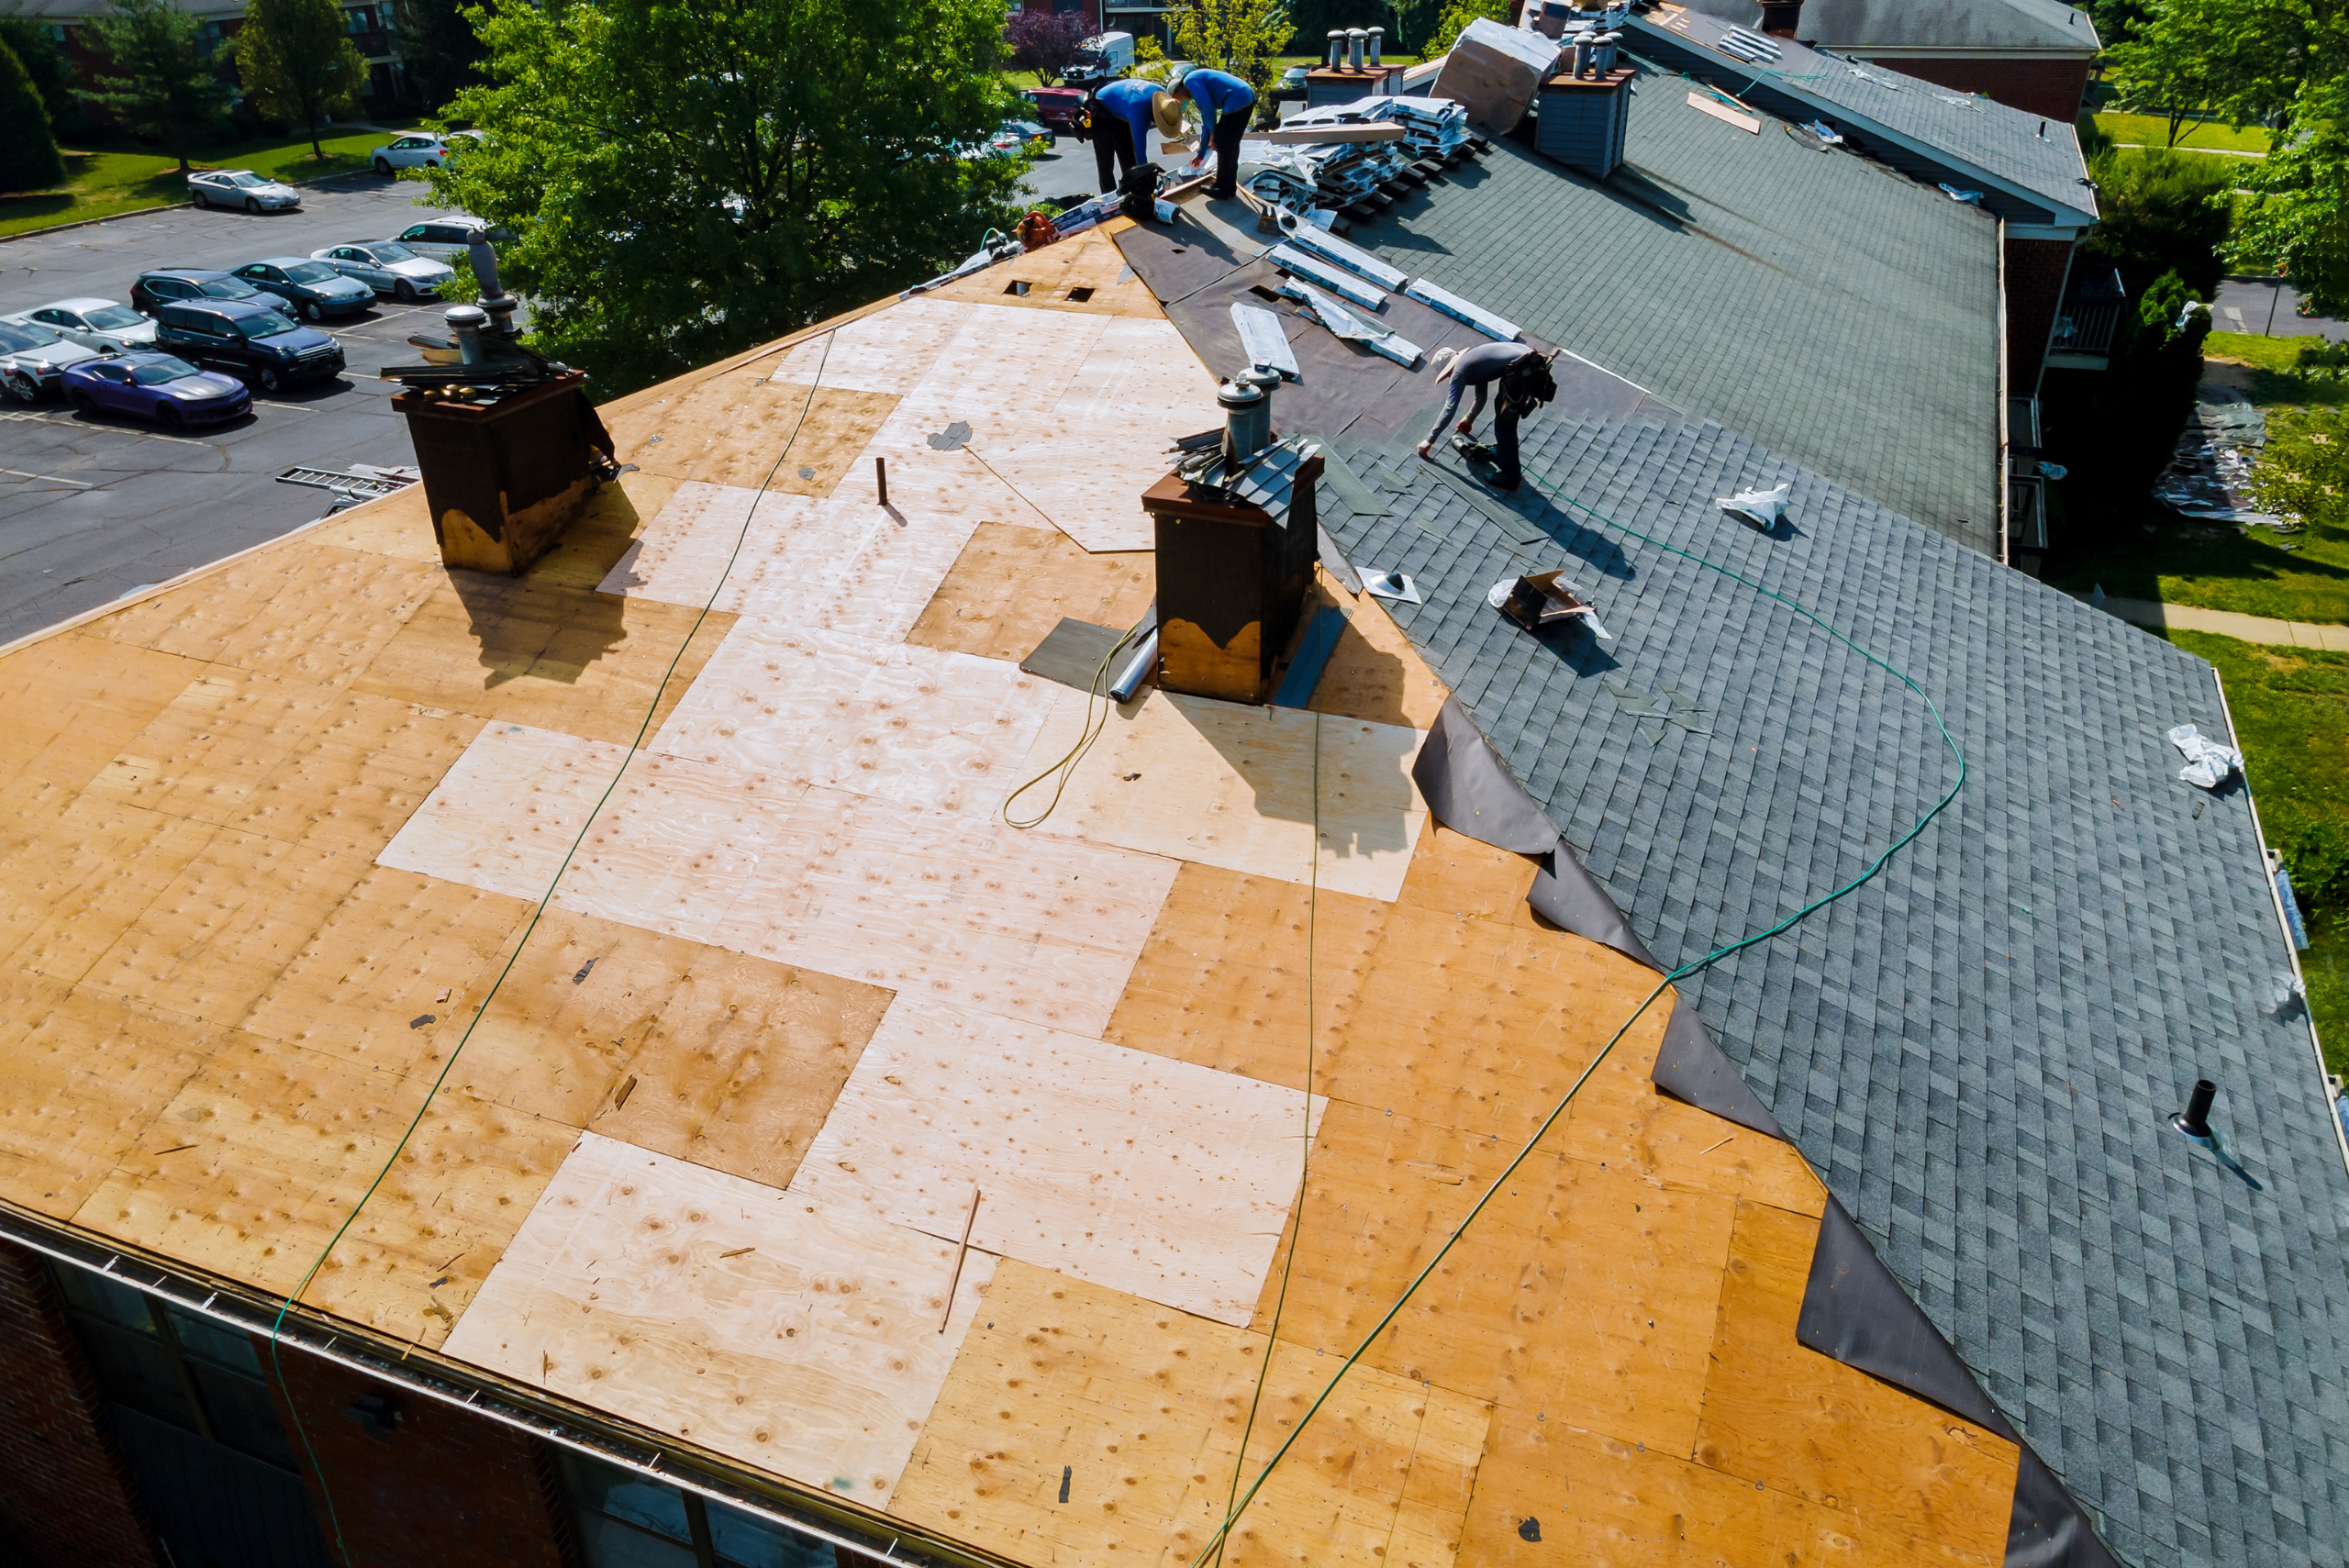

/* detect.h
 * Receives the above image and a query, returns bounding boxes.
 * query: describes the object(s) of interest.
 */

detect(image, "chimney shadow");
[1149,686,1424,864]
[447,568,634,690]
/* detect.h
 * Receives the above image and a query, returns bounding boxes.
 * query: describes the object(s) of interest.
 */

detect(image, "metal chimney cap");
[444,305,490,330]
[1218,378,1267,409]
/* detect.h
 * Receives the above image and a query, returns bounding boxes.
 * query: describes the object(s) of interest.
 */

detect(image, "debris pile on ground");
[2153,383,2289,529]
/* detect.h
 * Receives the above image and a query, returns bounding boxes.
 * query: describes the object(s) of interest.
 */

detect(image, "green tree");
[2235,74,2349,315]
[1167,0,1293,90]
[235,0,365,158]
[78,0,231,171]
[0,37,64,191]
[421,0,1025,396]
[1419,0,1503,61]
[392,0,487,117]
[0,13,83,139]
[2076,145,2235,296]
[2105,0,2309,144]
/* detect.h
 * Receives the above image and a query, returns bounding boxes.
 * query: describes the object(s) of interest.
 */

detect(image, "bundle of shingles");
[1241,95,1481,219]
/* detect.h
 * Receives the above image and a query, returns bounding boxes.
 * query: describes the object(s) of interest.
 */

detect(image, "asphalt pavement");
[2212,276,2349,343]
[0,172,469,646]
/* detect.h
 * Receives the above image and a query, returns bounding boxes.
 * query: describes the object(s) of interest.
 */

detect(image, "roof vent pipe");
[1328,28,1344,67]
[1367,25,1383,64]
[1592,30,1620,71]
[1347,27,1366,70]
[1758,0,1802,38]
[1219,374,1275,464]
[2176,1079,2216,1140]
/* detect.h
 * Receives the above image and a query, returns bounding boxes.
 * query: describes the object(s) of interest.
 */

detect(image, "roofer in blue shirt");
[1092,77,1172,194]
[1170,65,1257,201]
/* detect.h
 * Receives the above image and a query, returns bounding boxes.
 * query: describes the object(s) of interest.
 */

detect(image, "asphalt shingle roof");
[1682,0,2102,53]
[1344,78,2002,552]
[1631,5,2098,222]
[1315,412,2349,1568]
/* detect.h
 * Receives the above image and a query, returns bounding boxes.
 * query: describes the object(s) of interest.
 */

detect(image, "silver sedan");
[309,240,457,303]
[0,297,158,353]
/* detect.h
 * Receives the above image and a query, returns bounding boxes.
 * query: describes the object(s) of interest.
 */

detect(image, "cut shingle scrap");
[1315,409,2345,1568]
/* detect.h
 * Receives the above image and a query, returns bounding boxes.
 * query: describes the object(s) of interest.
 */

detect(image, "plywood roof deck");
[0,224,2018,1565]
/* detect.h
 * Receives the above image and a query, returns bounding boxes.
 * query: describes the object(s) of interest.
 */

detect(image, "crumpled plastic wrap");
[2167,721,2243,790]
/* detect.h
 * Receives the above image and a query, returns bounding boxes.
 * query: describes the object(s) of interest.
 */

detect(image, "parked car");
[129,268,297,319]
[1277,64,1311,96]
[388,215,513,261]
[153,299,345,393]
[0,319,107,403]
[308,240,456,302]
[60,351,250,427]
[367,131,482,174]
[229,257,375,321]
[1025,86,1085,135]
[996,118,1054,153]
[187,168,302,212]
[0,297,158,353]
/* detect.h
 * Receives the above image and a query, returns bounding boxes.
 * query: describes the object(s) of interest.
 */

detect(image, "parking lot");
[0,172,473,645]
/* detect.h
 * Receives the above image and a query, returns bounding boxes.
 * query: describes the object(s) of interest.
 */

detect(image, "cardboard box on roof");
[1432,17,1563,133]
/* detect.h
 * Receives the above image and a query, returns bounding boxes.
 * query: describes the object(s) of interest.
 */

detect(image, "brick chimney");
[1758,0,1802,38]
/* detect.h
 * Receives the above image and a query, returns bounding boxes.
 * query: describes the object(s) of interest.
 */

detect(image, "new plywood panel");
[875,303,1111,460]
[905,520,1155,664]
[595,481,815,610]
[1456,1412,2006,1568]
[650,619,1055,817]
[238,864,535,1080]
[74,1037,573,1346]
[0,797,219,984]
[0,971,220,1218]
[1018,689,1426,901]
[554,748,804,946]
[307,482,442,564]
[716,786,1179,1039]
[926,230,1164,318]
[890,1260,1492,1568]
[521,472,687,592]
[1308,582,1450,730]
[791,998,1320,1325]
[1249,1103,1735,1454]
[609,357,899,495]
[85,542,441,689]
[376,722,629,906]
[1394,822,1542,929]
[1690,1200,2019,1542]
[444,1132,994,1505]
[769,298,978,395]
[0,633,207,797]
[350,576,735,747]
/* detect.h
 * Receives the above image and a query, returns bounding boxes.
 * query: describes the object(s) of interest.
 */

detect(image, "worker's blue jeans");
[1431,383,1522,487]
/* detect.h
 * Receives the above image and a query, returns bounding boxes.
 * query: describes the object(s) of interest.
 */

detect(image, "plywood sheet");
[769,297,980,395]
[925,230,1165,319]
[717,785,1179,1038]
[1308,580,1450,730]
[874,303,1112,461]
[607,353,899,495]
[890,1259,1492,1568]
[520,471,687,592]
[1394,821,1542,929]
[0,632,208,797]
[791,997,1320,1325]
[375,722,631,906]
[594,480,814,610]
[1689,1200,2019,1544]
[649,618,1056,818]
[350,575,735,747]
[85,541,441,690]
[1455,1411,2007,1568]
[905,521,1154,665]
[0,971,221,1219]
[1017,689,1426,901]
[237,865,536,1081]
[0,796,220,984]
[73,1036,573,1347]
[306,481,442,564]
[444,1132,995,1505]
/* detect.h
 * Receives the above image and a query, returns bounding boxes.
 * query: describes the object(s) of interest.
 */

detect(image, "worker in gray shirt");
[1418,342,1559,492]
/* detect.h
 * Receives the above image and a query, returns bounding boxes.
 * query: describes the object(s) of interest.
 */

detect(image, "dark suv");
[153,299,345,393]
[129,268,295,319]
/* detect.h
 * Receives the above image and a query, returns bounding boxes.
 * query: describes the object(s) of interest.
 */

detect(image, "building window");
[49,1265,300,1472]
[557,1450,842,1568]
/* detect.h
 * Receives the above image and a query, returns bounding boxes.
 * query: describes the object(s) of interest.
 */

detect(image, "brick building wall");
[0,1241,166,1568]
[1843,52,2093,121]
[2006,235,2076,391]
[261,1349,573,1568]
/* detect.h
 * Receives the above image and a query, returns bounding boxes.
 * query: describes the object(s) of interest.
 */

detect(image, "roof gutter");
[1997,214,2010,566]
[0,1200,1016,1568]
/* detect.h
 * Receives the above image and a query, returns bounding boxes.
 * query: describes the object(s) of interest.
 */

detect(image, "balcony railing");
[2050,265,2127,363]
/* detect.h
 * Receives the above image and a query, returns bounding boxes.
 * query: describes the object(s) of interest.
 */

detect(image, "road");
[0,172,468,646]
[2211,277,2349,344]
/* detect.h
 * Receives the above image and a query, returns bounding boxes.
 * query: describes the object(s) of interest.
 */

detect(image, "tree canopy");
[0,36,64,193]
[1167,0,1294,89]
[235,0,366,157]
[2076,144,2236,297]
[1419,0,1505,61]
[79,0,232,172]
[393,0,490,117]
[0,14,83,139]
[1006,6,1090,85]
[421,0,1027,396]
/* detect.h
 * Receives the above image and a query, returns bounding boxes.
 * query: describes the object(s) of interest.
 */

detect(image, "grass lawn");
[2094,110,2271,154]
[0,120,420,239]
[2050,345,2349,624]
[2172,629,2349,1074]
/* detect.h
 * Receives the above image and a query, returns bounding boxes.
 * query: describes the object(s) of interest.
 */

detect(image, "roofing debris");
[2154,383,2289,529]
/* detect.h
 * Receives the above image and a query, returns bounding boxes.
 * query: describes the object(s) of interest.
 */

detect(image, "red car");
[1025,87,1086,135]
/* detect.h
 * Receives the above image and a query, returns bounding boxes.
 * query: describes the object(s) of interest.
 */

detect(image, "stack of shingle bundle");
[1241,136,1415,217]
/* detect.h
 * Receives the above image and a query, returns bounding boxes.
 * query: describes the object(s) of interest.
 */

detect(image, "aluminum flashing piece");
[1264,243,1388,311]
[1404,278,1521,341]
[1230,303,1301,380]
[1651,992,1785,1139]
[1277,218,1409,290]
[1286,282,1423,368]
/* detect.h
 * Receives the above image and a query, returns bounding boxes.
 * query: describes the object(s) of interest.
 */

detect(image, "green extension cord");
[1186,464,1968,1566]
[265,332,840,1567]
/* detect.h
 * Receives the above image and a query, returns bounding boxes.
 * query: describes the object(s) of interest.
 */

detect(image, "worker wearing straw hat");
[1170,65,1256,201]
[1095,77,1179,192]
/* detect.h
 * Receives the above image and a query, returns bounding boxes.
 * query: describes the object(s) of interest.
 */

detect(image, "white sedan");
[310,240,457,302]
[0,297,158,353]
[188,168,302,212]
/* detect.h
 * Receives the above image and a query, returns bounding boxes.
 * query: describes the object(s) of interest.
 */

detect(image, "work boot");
[1416,439,1433,459]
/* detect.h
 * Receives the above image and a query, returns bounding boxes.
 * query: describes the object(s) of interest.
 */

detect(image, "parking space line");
[0,466,93,487]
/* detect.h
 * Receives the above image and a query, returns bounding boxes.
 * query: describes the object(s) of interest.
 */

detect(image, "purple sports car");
[60,351,251,427]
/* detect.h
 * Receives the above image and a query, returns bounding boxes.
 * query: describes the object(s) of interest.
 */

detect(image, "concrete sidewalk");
[2094,593,2349,651]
